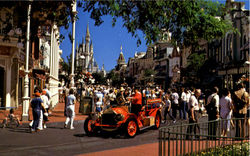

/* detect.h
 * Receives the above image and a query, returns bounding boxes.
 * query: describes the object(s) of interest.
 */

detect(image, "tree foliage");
[144,69,156,78]
[92,72,106,85]
[1,1,73,42]
[106,69,122,87]
[79,0,235,47]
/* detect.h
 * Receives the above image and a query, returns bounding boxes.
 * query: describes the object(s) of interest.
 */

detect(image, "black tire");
[153,113,161,129]
[84,117,96,136]
[124,119,138,138]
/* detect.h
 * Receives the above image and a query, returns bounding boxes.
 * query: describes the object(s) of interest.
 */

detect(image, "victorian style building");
[0,1,72,121]
[207,0,249,89]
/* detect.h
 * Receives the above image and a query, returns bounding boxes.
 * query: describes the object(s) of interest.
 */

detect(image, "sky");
[60,0,249,72]
[60,7,147,72]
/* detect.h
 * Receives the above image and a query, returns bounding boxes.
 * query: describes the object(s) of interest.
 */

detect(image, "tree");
[1,1,72,42]
[106,69,122,87]
[183,51,206,85]
[144,69,156,77]
[92,72,106,85]
[79,0,236,47]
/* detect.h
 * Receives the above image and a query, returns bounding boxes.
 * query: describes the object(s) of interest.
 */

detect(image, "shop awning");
[32,69,46,80]
[19,70,33,78]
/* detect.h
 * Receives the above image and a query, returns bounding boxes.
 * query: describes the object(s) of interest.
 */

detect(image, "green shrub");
[189,142,250,156]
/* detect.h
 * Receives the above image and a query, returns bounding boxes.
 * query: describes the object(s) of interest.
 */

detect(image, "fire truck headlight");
[115,114,124,122]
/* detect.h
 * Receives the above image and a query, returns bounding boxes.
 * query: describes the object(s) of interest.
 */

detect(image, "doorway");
[0,67,4,108]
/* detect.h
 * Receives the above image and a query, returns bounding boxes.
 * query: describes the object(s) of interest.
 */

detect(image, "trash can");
[79,96,94,115]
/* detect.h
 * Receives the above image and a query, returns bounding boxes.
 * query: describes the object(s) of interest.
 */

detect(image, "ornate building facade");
[75,24,99,74]
[0,2,70,121]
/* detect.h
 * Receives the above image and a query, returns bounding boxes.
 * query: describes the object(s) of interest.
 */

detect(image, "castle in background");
[75,24,100,74]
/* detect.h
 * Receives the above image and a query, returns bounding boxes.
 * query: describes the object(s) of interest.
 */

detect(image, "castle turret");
[85,24,90,70]
[101,63,106,77]
[117,45,126,65]
[90,40,93,55]
[85,23,90,54]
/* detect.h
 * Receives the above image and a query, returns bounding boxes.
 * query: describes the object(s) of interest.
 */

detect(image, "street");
[0,120,160,156]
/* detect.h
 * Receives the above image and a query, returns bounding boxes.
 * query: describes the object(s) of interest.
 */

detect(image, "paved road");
[0,120,163,156]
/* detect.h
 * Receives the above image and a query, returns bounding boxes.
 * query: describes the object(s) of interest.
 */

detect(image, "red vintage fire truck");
[84,98,162,138]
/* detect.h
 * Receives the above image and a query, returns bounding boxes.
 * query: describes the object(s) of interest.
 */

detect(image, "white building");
[75,24,99,73]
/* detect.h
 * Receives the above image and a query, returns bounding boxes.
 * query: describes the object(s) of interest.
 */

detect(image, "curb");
[3,119,86,129]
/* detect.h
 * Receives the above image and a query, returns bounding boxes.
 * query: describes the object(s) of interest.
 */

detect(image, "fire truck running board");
[139,125,155,131]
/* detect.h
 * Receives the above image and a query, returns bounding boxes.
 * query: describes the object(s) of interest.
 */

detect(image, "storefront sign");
[239,66,248,74]
[218,70,226,75]
[227,68,238,74]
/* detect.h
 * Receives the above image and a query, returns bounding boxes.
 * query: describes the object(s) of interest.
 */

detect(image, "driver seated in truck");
[127,87,142,116]
[116,87,127,106]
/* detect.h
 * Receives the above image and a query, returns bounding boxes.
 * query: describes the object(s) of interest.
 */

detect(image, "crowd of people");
[3,81,248,139]
[72,83,249,138]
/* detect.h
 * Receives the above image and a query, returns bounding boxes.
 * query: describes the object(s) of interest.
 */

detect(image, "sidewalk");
[79,142,158,156]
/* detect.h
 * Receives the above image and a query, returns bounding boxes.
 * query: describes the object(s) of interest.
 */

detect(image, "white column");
[70,0,77,88]
[5,59,11,108]
[22,3,31,121]
[50,29,56,77]
[50,24,54,77]
[56,42,59,78]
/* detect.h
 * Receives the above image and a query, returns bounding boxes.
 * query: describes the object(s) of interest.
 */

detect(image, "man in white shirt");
[186,89,201,139]
[180,88,187,120]
[95,88,104,112]
[206,86,220,139]
[171,89,179,119]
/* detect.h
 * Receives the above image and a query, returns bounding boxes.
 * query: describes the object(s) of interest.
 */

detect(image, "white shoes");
[43,124,47,129]
[70,127,75,130]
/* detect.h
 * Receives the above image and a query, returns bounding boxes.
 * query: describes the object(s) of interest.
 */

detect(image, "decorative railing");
[159,118,249,156]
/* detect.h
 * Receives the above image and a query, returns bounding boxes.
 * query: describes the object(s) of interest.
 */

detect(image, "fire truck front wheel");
[84,117,96,136]
[124,119,138,138]
[153,113,161,129]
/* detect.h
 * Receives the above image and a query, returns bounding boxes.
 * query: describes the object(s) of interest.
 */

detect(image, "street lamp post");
[70,0,77,89]
[22,2,32,121]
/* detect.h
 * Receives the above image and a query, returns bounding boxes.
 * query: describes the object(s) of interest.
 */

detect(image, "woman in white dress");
[219,89,233,137]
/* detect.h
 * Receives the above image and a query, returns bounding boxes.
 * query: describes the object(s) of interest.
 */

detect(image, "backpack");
[205,95,217,114]
[233,92,247,110]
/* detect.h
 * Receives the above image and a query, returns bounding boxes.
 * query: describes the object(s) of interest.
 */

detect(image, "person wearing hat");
[116,87,126,106]
[127,87,142,116]
[30,92,45,132]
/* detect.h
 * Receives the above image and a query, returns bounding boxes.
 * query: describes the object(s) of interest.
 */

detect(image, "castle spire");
[86,23,90,38]
[90,40,93,53]
[117,45,126,65]
[102,63,105,71]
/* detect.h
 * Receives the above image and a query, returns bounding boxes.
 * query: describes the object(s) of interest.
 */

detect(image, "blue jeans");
[96,107,102,112]
[32,109,41,130]
[163,106,175,121]
[180,101,187,120]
